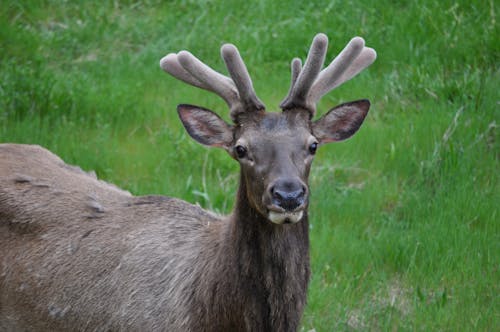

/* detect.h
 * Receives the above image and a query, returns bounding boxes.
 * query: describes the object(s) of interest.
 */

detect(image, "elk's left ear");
[312,99,370,143]
[177,104,233,149]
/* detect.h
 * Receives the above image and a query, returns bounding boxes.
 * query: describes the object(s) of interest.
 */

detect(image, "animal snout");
[269,179,307,211]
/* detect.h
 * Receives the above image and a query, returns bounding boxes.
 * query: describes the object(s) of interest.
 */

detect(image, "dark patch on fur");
[4,219,42,235]
[81,229,94,239]
[13,175,34,183]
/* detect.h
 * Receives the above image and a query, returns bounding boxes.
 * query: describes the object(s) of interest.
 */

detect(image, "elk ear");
[177,104,233,148]
[312,99,370,143]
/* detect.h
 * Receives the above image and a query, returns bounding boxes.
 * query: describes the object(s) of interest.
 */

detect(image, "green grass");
[1,0,498,330]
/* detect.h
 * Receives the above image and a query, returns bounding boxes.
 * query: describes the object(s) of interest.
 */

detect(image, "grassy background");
[1,0,498,330]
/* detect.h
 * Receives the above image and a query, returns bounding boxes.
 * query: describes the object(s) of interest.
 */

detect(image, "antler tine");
[333,47,377,87]
[280,34,377,116]
[160,51,239,108]
[160,45,265,122]
[282,58,302,107]
[221,44,265,114]
[308,37,377,104]
[176,51,241,106]
[160,53,207,90]
[280,33,328,112]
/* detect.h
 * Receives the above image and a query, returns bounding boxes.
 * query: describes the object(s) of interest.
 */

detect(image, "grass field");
[1,0,498,330]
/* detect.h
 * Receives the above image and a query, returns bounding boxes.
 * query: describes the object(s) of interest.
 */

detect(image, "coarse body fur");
[0,144,309,331]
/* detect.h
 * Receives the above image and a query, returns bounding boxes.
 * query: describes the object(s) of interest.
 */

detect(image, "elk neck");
[206,170,311,329]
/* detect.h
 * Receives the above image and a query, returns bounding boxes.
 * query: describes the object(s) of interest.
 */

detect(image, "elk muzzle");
[267,178,307,224]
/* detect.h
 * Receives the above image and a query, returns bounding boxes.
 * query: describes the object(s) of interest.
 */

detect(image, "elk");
[0,33,376,331]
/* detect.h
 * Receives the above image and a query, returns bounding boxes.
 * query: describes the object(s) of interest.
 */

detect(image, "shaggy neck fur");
[197,172,310,331]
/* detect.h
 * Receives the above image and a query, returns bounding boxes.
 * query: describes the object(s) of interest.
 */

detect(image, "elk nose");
[270,180,306,211]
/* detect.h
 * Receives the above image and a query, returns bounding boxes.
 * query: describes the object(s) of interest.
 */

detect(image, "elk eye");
[309,142,318,155]
[235,145,247,159]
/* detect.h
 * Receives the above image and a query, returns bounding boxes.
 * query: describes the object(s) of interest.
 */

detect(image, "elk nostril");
[290,189,304,200]
[272,189,284,200]
[272,188,305,211]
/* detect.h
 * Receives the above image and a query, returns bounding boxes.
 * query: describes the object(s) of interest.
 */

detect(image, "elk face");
[177,100,370,225]
[231,110,314,224]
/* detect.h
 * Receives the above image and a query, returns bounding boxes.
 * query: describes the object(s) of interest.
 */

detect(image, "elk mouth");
[267,207,305,225]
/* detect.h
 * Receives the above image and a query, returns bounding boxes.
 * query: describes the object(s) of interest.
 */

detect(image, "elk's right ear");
[177,104,233,149]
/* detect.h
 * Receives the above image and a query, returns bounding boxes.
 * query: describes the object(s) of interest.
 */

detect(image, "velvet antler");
[160,44,264,121]
[280,33,377,116]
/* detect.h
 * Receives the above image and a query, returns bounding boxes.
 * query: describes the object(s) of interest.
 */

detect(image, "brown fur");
[0,138,309,331]
[0,94,369,331]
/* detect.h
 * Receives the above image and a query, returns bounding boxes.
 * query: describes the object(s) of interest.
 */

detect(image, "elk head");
[160,33,376,224]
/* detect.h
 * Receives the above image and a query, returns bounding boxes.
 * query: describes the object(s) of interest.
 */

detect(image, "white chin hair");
[268,211,304,224]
